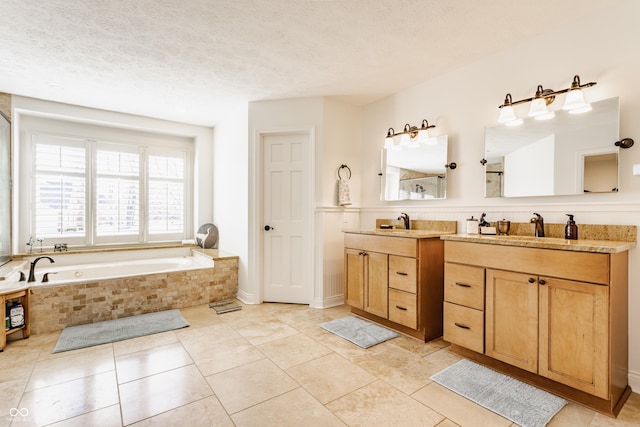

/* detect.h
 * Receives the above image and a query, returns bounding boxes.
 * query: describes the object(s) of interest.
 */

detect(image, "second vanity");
[440,233,635,416]
[344,223,455,341]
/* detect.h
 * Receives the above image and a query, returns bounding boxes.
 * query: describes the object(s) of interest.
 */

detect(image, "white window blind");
[33,140,86,238]
[29,133,191,247]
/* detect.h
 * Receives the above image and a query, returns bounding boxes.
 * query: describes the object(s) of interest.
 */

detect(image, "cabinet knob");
[539,279,547,285]
[528,277,535,284]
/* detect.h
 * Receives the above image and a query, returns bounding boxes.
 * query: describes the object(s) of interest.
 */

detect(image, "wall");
[246,97,361,307]
[213,104,249,298]
[358,0,640,390]
[10,96,215,253]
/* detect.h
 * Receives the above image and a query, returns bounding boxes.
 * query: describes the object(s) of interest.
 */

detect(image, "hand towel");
[338,179,352,206]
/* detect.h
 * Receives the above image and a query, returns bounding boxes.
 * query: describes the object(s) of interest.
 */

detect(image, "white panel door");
[262,132,311,303]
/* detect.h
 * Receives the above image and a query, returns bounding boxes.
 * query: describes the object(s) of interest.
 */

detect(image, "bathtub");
[10,247,239,334]
[19,247,214,287]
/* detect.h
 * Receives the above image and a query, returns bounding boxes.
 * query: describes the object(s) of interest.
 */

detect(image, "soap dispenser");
[565,214,578,240]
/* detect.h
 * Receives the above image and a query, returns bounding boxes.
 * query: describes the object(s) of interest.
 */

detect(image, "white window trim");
[18,119,194,251]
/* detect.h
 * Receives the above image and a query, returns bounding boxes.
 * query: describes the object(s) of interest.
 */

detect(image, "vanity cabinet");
[344,232,444,341]
[443,240,630,416]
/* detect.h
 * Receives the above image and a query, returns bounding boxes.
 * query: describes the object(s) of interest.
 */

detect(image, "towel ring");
[338,164,351,180]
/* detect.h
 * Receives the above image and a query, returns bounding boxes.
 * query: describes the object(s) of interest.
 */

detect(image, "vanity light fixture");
[497,74,596,125]
[384,119,436,148]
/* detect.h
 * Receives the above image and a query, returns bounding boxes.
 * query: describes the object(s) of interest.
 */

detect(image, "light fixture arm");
[498,75,596,109]
[385,119,436,139]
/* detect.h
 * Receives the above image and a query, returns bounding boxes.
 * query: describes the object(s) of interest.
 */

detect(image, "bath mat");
[53,309,189,353]
[431,359,567,427]
[320,316,398,348]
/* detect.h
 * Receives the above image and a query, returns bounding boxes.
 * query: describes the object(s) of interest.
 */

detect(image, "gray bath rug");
[320,316,398,348]
[53,309,189,353]
[431,359,567,427]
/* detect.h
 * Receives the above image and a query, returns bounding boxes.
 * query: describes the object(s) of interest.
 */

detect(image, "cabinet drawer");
[389,289,417,329]
[444,302,484,354]
[389,255,417,293]
[445,263,484,310]
[344,233,416,257]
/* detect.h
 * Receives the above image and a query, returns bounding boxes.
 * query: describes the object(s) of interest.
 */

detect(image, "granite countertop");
[344,229,455,239]
[440,234,635,254]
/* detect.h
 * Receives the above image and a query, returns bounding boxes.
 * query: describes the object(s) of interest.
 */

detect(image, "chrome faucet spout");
[27,256,55,283]
[398,213,410,230]
[530,213,545,238]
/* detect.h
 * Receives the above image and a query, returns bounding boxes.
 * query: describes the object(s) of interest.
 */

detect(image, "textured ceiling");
[0,0,620,126]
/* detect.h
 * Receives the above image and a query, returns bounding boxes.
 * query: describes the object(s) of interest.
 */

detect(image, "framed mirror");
[381,135,448,201]
[484,97,619,198]
[0,111,10,266]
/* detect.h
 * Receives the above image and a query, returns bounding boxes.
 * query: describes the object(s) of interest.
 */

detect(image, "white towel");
[338,179,352,206]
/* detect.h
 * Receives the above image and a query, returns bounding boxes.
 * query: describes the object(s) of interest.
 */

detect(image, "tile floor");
[1,302,639,426]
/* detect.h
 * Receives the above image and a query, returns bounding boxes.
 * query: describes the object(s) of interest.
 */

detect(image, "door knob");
[264,225,275,231]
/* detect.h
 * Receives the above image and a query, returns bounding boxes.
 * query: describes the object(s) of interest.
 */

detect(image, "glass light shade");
[417,128,429,143]
[401,133,410,145]
[528,98,550,117]
[384,136,394,148]
[497,105,517,123]
[563,89,588,111]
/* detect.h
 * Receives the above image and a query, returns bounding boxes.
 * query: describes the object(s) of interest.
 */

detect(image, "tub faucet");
[530,213,545,238]
[398,213,410,230]
[28,256,55,282]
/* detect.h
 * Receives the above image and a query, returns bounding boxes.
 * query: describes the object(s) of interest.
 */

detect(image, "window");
[28,132,192,247]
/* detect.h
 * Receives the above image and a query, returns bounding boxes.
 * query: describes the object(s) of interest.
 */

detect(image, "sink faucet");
[27,256,55,282]
[530,213,545,237]
[398,213,410,230]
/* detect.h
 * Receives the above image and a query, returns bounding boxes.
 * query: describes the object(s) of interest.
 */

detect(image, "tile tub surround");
[29,253,238,334]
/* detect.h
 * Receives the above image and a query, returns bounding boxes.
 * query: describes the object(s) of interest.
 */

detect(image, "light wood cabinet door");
[364,251,389,318]
[539,277,609,399]
[344,249,364,310]
[485,269,539,373]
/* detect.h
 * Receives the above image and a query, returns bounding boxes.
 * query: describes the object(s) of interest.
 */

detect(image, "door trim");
[248,126,315,305]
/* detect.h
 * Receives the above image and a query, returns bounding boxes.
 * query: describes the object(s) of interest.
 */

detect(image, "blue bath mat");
[53,309,189,353]
[320,316,398,348]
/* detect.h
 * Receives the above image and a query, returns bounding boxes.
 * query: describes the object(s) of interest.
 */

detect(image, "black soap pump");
[565,214,578,240]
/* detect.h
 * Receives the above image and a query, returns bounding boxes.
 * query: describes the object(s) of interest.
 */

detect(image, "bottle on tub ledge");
[565,214,578,240]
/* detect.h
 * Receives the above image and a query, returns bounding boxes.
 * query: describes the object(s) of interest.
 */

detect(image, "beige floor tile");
[130,396,233,427]
[389,335,449,357]
[26,346,115,391]
[0,378,30,427]
[206,358,298,414]
[286,353,376,404]
[548,402,595,426]
[18,371,119,426]
[177,323,242,360]
[272,305,326,325]
[291,313,344,340]
[193,337,265,376]
[116,342,194,384]
[435,419,462,427]
[590,392,640,426]
[315,331,389,364]
[119,364,213,425]
[179,304,224,329]
[48,404,122,427]
[232,387,346,427]
[412,382,512,427]
[327,380,444,427]
[233,319,299,346]
[112,330,179,357]
[257,332,332,369]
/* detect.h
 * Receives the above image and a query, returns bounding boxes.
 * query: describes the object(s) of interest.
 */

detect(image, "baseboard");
[311,295,344,309]
[629,369,640,392]
[236,289,259,305]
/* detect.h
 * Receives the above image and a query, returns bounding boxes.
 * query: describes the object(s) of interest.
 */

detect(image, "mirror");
[381,135,448,200]
[0,111,10,266]
[484,97,619,198]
